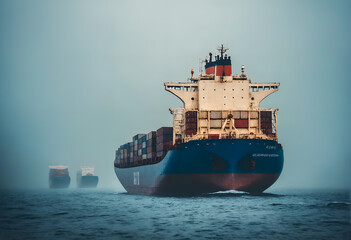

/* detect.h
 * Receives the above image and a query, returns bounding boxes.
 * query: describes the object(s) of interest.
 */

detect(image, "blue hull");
[77,176,99,188]
[114,139,284,195]
[49,176,71,189]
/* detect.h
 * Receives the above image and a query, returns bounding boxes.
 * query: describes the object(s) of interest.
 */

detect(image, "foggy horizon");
[0,0,350,191]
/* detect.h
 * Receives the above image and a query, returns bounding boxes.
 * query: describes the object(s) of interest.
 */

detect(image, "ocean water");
[0,189,350,240]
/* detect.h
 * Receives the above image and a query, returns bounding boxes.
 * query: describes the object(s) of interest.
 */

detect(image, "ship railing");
[183,132,277,143]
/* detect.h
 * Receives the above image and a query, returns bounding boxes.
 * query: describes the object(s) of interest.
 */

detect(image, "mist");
[0,0,350,190]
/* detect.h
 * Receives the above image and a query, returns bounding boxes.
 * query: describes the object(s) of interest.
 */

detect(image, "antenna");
[217,44,229,58]
[199,58,206,74]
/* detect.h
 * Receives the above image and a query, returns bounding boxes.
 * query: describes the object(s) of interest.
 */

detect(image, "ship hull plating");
[114,139,283,195]
[77,176,99,188]
[49,176,70,189]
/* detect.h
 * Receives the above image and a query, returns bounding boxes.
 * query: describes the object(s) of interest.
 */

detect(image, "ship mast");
[217,44,229,58]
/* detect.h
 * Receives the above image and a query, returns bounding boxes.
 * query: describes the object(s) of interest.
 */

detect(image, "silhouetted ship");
[49,165,70,188]
[114,45,284,195]
[77,167,98,188]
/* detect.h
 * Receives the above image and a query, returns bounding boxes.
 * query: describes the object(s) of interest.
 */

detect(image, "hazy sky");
[0,0,350,190]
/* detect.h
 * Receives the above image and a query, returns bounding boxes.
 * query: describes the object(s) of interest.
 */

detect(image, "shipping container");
[133,134,145,141]
[199,111,208,119]
[156,134,173,144]
[147,131,156,140]
[185,122,197,130]
[240,111,248,119]
[260,111,272,118]
[185,111,197,118]
[235,119,249,128]
[221,111,229,119]
[142,148,147,154]
[186,117,197,123]
[210,119,222,128]
[147,152,156,159]
[146,146,152,153]
[210,111,222,119]
[233,111,241,119]
[261,122,272,129]
[250,111,259,119]
[146,139,156,147]
[185,129,197,136]
[156,127,173,136]
[208,134,219,139]
[156,151,164,158]
[156,141,173,152]
[133,141,137,150]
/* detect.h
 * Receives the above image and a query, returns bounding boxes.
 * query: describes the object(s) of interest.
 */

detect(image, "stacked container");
[185,111,197,136]
[234,111,249,128]
[128,142,133,165]
[156,127,173,157]
[146,131,156,160]
[133,134,145,163]
[210,111,222,128]
[115,148,120,167]
[260,111,272,134]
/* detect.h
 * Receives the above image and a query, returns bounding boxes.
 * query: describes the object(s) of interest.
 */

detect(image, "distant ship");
[49,165,70,188]
[114,45,284,195]
[77,167,98,188]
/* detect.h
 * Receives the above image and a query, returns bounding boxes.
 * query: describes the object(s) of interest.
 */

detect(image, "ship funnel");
[205,46,232,76]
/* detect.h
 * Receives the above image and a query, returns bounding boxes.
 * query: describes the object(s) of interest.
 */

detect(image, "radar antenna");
[217,44,229,58]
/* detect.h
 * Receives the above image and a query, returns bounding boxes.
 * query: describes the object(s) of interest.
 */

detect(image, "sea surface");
[0,188,350,240]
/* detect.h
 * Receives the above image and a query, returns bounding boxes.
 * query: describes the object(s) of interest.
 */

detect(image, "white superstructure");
[165,46,280,143]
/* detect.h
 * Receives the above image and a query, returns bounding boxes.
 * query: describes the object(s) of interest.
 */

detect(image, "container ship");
[77,167,99,188]
[49,165,70,189]
[114,45,284,195]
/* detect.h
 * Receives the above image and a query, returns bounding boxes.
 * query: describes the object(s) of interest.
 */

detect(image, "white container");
[199,111,208,119]
[210,119,222,128]
[210,111,222,119]
[250,111,259,119]
[241,111,248,119]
